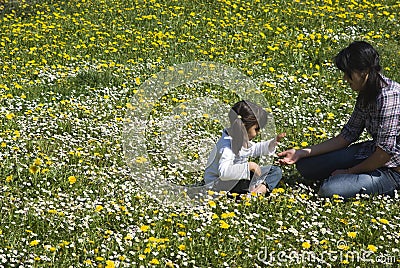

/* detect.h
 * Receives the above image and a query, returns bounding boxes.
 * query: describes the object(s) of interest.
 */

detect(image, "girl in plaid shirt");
[278,41,400,199]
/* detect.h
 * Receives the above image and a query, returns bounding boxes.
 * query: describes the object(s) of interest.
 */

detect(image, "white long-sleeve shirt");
[204,129,276,184]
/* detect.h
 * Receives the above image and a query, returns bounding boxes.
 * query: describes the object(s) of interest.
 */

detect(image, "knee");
[318,182,335,198]
[318,177,346,198]
[269,166,282,179]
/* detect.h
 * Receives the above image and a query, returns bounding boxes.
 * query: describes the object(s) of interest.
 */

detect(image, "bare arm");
[301,135,351,158]
[278,134,351,165]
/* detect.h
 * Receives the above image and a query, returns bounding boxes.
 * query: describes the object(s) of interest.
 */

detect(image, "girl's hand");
[248,161,261,177]
[269,132,286,152]
[276,132,286,142]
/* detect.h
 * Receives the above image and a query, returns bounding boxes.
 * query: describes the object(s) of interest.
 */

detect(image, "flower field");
[1,0,400,267]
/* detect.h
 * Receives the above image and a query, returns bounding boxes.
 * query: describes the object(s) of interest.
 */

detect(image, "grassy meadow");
[1,0,400,267]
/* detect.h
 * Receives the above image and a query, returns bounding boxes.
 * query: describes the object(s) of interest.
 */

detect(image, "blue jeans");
[230,165,282,194]
[296,143,400,199]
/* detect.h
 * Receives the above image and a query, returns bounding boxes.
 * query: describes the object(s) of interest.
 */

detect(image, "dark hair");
[227,100,268,155]
[334,41,387,104]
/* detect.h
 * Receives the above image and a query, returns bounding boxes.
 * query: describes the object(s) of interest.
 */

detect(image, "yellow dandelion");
[379,218,389,225]
[5,113,15,120]
[219,220,230,229]
[347,232,357,238]
[140,225,150,232]
[68,176,77,184]
[208,200,216,208]
[177,231,186,237]
[166,261,174,267]
[124,234,133,240]
[302,241,311,249]
[149,258,159,265]
[367,244,377,252]
[33,158,42,166]
[6,175,13,182]
[95,205,103,212]
[29,240,40,246]
[138,254,146,260]
[29,165,40,174]
[272,188,285,194]
[105,260,115,268]
[135,156,147,163]
[178,244,186,251]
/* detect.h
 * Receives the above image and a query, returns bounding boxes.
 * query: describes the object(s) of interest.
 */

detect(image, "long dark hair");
[334,41,387,105]
[226,100,268,155]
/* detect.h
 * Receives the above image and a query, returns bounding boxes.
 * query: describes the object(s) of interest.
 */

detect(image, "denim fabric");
[260,165,282,190]
[296,143,400,199]
[318,168,400,199]
[230,165,282,194]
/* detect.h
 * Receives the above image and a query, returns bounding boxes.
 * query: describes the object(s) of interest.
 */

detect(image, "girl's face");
[247,124,260,141]
[343,71,368,92]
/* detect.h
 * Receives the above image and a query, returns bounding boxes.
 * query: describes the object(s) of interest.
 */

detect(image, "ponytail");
[226,100,268,155]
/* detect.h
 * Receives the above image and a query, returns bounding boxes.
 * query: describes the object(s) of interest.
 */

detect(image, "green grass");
[1,0,400,267]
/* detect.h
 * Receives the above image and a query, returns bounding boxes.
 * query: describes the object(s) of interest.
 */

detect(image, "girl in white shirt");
[204,100,285,194]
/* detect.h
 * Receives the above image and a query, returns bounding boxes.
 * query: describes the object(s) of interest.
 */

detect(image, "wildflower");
[124,234,133,240]
[367,245,377,252]
[5,113,15,120]
[105,260,115,268]
[347,232,357,238]
[177,231,186,236]
[221,212,235,219]
[29,165,40,174]
[149,258,160,265]
[30,240,40,246]
[208,200,216,208]
[220,220,230,229]
[68,176,77,184]
[178,244,186,251]
[6,175,12,182]
[166,261,174,267]
[337,243,349,251]
[140,225,150,232]
[272,188,285,194]
[379,218,389,225]
[34,158,42,166]
[302,241,311,249]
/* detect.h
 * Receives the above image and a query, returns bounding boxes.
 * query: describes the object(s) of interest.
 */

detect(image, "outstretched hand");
[276,132,286,142]
[277,148,302,165]
[269,132,286,152]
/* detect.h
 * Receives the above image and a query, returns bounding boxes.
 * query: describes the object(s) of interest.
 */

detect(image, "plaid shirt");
[340,76,400,168]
